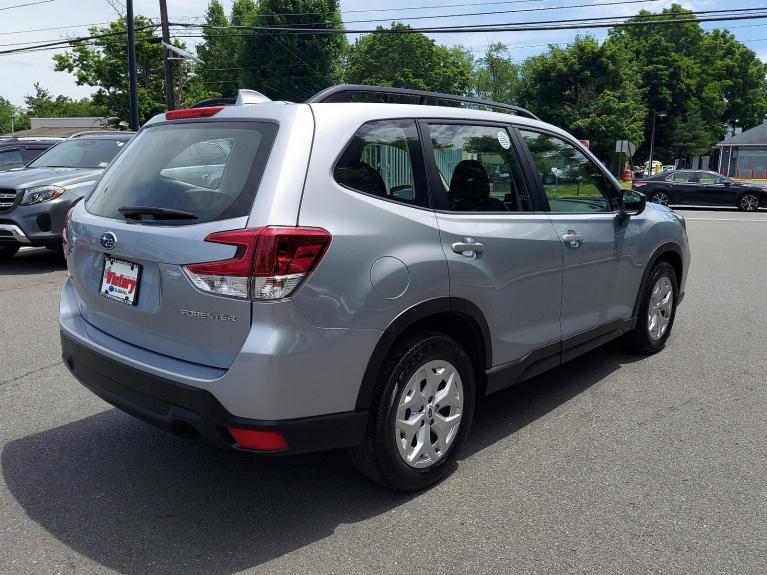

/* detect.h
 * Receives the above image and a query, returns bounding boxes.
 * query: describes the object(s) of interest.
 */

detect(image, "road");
[1,209,765,575]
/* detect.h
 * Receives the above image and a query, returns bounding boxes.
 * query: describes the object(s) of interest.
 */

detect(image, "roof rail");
[68,130,133,139]
[306,84,539,121]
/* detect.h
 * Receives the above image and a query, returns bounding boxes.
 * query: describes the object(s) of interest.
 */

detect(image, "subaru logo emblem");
[100,232,117,250]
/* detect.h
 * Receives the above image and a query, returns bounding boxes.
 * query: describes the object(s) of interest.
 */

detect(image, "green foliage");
[606,3,767,160]
[0,97,30,135]
[24,83,104,118]
[517,36,646,159]
[345,23,474,96]
[474,43,520,104]
[239,0,347,101]
[53,16,218,125]
[196,0,258,98]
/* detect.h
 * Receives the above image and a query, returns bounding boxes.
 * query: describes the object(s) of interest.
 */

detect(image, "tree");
[53,16,217,124]
[0,97,30,135]
[239,0,346,101]
[196,0,257,98]
[345,23,474,96]
[24,83,104,118]
[517,36,646,160]
[474,43,520,104]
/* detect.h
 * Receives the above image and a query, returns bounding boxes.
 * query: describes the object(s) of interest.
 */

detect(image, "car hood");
[738,181,767,191]
[0,166,102,190]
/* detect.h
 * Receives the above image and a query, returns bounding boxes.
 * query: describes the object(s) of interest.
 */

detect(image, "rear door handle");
[451,238,484,258]
[562,230,583,247]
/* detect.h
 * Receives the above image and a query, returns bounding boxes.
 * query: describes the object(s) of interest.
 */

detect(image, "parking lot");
[0,208,765,574]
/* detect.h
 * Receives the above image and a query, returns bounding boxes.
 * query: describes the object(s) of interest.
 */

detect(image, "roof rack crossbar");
[306,84,539,121]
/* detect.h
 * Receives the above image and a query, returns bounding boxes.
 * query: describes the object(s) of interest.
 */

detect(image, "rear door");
[518,129,640,342]
[422,121,563,371]
[68,120,277,369]
[669,170,699,204]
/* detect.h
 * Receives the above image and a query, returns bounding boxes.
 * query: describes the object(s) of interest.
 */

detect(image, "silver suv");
[60,85,690,491]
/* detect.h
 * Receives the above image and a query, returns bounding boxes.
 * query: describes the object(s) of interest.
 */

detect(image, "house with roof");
[717,116,767,178]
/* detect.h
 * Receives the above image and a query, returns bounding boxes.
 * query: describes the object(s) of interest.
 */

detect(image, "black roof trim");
[306,84,539,120]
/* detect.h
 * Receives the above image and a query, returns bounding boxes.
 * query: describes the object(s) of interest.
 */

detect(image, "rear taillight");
[62,204,76,250]
[183,226,331,301]
[165,106,224,120]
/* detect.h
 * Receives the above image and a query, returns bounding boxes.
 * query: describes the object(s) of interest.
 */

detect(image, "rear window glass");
[85,122,276,225]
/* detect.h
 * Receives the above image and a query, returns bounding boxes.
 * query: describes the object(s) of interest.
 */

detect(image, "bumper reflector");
[227,427,288,451]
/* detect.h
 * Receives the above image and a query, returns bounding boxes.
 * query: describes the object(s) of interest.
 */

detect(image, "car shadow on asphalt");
[0,248,66,275]
[2,344,643,574]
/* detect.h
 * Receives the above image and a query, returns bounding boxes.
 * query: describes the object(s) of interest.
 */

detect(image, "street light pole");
[647,109,667,176]
[159,0,175,111]
[126,0,140,131]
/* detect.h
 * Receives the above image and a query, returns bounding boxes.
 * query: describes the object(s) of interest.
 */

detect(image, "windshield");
[29,138,128,169]
[85,121,277,225]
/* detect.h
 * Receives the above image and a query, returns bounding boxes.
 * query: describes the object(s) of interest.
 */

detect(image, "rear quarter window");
[85,122,276,224]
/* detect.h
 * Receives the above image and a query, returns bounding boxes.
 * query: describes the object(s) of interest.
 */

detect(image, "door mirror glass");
[622,189,646,215]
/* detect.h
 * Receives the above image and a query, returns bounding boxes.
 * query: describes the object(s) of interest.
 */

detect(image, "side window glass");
[0,149,23,170]
[334,119,428,208]
[428,124,531,212]
[520,130,613,213]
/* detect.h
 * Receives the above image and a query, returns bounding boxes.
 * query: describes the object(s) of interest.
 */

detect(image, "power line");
[0,0,54,10]
[266,0,666,28]
[170,7,767,35]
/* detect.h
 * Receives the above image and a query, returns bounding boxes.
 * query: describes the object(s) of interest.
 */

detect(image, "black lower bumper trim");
[60,333,368,455]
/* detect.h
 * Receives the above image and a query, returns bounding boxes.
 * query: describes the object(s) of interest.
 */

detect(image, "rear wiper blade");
[118,205,198,220]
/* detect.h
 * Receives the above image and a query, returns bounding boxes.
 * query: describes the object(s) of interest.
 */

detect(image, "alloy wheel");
[394,360,464,469]
[647,276,674,342]
[740,194,759,211]
[651,192,670,206]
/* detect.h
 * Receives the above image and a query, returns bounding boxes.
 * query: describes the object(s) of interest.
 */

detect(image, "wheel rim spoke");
[394,359,464,469]
[647,276,674,342]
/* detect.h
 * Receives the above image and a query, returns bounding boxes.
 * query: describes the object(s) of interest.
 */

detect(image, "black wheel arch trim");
[354,297,492,411]
[631,242,684,320]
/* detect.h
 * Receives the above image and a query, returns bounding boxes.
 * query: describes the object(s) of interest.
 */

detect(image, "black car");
[0,137,63,171]
[634,169,766,211]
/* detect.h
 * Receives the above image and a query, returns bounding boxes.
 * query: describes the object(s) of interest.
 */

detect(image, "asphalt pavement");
[0,209,765,574]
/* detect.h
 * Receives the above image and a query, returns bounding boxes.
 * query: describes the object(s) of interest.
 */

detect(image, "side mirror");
[724,180,731,187]
[617,189,646,225]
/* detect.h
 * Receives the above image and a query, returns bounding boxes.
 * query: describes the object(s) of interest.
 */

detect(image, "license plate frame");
[100,256,142,306]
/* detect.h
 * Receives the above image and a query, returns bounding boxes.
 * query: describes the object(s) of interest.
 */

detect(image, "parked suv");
[60,86,690,491]
[0,132,133,258]
[0,137,63,171]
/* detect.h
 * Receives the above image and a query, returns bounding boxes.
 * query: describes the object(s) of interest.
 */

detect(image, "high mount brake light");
[165,106,224,120]
[183,227,331,301]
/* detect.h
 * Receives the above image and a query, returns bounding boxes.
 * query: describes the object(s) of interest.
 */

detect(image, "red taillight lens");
[165,106,224,120]
[62,204,76,250]
[228,427,288,451]
[183,226,331,300]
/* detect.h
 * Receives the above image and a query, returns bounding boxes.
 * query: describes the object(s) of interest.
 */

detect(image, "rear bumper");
[61,332,368,455]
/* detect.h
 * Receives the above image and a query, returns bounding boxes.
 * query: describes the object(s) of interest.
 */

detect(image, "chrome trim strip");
[0,224,30,244]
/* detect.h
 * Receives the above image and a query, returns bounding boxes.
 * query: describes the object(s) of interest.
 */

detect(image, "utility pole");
[159,0,175,110]
[126,0,140,131]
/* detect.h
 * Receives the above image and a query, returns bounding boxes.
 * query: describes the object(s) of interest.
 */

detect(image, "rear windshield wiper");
[118,206,199,220]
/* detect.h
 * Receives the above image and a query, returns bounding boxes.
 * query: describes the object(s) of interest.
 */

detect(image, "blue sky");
[0,0,764,106]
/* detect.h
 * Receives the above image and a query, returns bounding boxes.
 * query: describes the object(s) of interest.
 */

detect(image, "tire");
[738,193,760,212]
[649,191,670,206]
[349,333,476,491]
[624,261,678,353]
[0,244,20,259]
